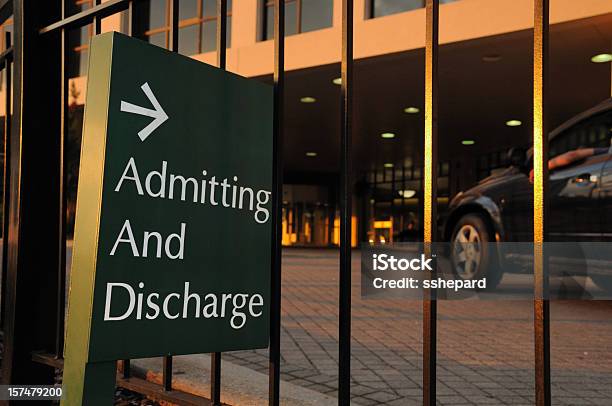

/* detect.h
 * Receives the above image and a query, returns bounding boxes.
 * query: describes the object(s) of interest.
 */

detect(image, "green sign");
[62,32,273,405]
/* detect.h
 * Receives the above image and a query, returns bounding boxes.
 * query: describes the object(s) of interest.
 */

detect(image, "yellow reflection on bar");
[424,1,438,245]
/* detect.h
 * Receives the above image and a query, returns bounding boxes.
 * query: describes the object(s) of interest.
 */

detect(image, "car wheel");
[451,213,502,289]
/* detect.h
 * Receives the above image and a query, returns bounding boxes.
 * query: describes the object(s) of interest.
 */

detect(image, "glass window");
[137,0,232,55]
[179,24,199,55]
[180,0,199,21]
[550,110,612,158]
[372,0,422,18]
[201,20,217,52]
[370,0,458,19]
[301,0,333,33]
[286,1,299,36]
[261,0,333,41]
[148,0,167,29]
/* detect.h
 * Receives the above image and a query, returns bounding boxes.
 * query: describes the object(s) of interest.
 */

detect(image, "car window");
[549,110,612,158]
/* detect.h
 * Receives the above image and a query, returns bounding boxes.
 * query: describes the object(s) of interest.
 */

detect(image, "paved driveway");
[224,249,612,405]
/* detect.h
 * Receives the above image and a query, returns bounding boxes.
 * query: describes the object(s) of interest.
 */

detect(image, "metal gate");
[0,0,553,405]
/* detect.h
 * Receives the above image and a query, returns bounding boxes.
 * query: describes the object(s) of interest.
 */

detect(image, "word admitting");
[104,282,264,330]
[116,157,271,224]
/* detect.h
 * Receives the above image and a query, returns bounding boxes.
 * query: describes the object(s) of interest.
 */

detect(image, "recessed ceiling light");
[384,163,394,168]
[482,54,502,63]
[398,189,417,198]
[306,151,317,157]
[381,132,395,139]
[462,140,475,145]
[300,96,316,103]
[332,77,342,85]
[404,106,420,114]
[591,53,612,63]
[506,119,522,127]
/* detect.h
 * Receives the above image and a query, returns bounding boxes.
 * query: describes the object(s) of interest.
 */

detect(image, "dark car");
[443,99,612,292]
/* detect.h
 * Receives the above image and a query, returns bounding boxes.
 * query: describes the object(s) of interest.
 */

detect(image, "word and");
[110,219,186,259]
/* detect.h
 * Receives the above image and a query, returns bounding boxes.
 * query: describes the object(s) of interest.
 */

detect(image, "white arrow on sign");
[120,82,169,142]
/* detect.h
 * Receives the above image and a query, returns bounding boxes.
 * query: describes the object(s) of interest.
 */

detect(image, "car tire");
[450,213,503,289]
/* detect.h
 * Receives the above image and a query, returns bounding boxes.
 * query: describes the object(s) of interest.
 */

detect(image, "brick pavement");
[224,249,612,405]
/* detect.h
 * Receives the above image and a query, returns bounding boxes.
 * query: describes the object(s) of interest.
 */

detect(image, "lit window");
[261,0,333,41]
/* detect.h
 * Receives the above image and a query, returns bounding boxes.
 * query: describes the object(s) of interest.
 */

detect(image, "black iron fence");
[0,0,553,405]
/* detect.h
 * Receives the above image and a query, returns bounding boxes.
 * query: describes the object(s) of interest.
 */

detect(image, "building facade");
[2,0,611,246]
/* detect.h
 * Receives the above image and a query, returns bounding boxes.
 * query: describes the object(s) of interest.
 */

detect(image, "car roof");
[550,98,612,140]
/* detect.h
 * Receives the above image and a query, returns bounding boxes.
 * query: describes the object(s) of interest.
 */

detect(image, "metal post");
[122,359,131,379]
[168,0,179,53]
[56,0,69,361]
[216,0,227,69]
[269,0,285,403]
[93,0,101,34]
[210,1,227,404]
[423,1,439,405]
[127,0,134,36]
[163,355,173,391]
[0,32,11,332]
[1,0,63,388]
[533,0,551,405]
[339,0,353,404]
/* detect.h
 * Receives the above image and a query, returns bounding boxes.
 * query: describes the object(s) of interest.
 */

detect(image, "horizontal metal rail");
[32,352,222,405]
[39,0,134,34]
[118,376,223,406]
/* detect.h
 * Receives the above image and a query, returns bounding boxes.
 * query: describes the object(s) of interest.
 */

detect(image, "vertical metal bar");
[127,0,134,36]
[0,32,11,331]
[93,0,101,34]
[163,355,172,391]
[216,0,227,69]
[269,0,285,403]
[161,0,180,389]
[423,1,439,405]
[338,0,353,404]
[2,0,62,386]
[401,165,405,212]
[210,1,228,404]
[56,0,69,360]
[196,0,203,53]
[390,164,395,240]
[533,0,551,405]
[122,359,131,379]
[296,0,302,34]
[169,0,179,52]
